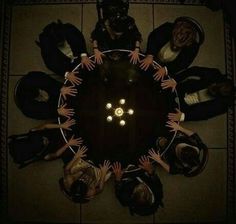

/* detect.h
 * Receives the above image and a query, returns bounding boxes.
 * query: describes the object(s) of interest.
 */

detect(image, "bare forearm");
[179,126,194,137]
[158,160,170,173]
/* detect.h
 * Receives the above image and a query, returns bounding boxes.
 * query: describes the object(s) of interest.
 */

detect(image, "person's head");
[49,22,65,45]
[207,79,234,97]
[179,146,200,168]
[102,0,129,27]
[171,20,197,51]
[70,179,88,203]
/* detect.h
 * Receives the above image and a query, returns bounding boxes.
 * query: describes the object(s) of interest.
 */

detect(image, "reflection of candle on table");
[120,120,125,126]
[128,109,134,115]
[106,103,112,109]
[107,116,113,122]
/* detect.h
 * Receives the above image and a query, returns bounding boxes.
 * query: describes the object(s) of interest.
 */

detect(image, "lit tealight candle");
[128,109,134,115]
[119,99,125,105]
[106,103,112,109]
[107,116,113,122]
[120,120,126,126]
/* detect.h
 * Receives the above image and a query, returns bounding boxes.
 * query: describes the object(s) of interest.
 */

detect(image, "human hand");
[140,55,153,71]
[138,155,153,174]
[75,145,88,159]
[67,135,83,147]
[161,78,177,92]
[60,119,76,130]
[57,103,75,118]
[168,108,182,122]
[99,160,111,176]
[60,86,78,100]
[94,49,105,64]
[81,56,95,71]
[153,67,167,81]
[129,49,140,64]
[112,162,123,181]
[66,72,83,86]
[148,148,162,164]
[166,121,181,132]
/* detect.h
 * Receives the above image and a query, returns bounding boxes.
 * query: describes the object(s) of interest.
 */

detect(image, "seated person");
[60,148,111,203]
[112,156,163,216]
[140,17,204,79]
[15,71,82,120]
[9,119,82,167]
[160,66,235,121]
[149,121,208,176]
[37,20,94,76]
[91,0,142,64]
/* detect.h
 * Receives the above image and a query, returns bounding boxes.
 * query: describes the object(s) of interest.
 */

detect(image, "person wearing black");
[37,20,94,76]
[15,71,82,120]
[91,0,142,64]
[149,121,208,176]
[160,66,235,121]
[140,17,204,79]
[112,157,163,216]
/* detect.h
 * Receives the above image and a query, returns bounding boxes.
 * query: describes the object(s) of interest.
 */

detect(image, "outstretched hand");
[75,145,88,159]
[129,49,140,64]
[166,120,181,132]
[138,155,153,174]
[67,135,83,147]
[112,162,123,181]
[81,56,95,71]
[161,78,177,92]
[153,67,167,81]
[148,148,162,164]
[168,108,183,122]
[94,49,105,65]
[60,86,78,100]
[60,119,76,130]
[140,55,153,71]
[66,72,83,86]
[57,103,75,118]
[99,160,111,176]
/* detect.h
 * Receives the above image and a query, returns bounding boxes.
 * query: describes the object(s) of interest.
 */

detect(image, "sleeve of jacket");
[127,17,142,44]
[183,98,229,121]
[165,43,199,75]
[146,23,173,56]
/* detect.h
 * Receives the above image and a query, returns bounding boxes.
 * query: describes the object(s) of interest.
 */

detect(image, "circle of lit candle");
[128,109,134,115]
[120,120,126,126]
[119,99,125,105]
[107,116,113,122]
[106,103,112,109]
[115,107,124,117]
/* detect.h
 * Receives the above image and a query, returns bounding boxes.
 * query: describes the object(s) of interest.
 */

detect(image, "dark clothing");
[173,66,233,121]
[91,16,142,51]
[163,132,207,175]
[146,22,199,74]
[115,168,163,216]
[15,71,62,120]
[38,22,88,76]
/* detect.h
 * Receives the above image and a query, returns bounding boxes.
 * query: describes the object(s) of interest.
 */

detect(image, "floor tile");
[10,5,82,75]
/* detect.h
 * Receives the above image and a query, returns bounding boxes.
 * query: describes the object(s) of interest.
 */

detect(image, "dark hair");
[46,22,65,44]
[208,79,234,97]
[70,180,88,203]
[180,146,200,168]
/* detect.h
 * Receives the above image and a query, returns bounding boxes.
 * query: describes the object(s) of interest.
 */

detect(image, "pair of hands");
[93,48,140,65]
[112,156,154,181]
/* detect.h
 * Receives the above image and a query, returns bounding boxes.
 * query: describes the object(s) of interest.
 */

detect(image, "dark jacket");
[146,22,199,74]
[38,22,88,76]
[15,71,62,119]
[173,66,233,121]
[115,168,163,216]
[91,16,142,51]
[164,132,207,175]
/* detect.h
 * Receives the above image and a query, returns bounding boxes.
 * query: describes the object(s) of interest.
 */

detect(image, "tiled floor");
[6,2,228,223]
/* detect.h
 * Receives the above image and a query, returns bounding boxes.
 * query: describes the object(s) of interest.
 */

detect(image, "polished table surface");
[59,50,179,166]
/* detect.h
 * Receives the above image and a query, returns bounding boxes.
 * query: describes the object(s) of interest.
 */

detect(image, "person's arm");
[64,145,87,174]
[148,149,170,173]
[96,160,111,193]
[32,119,76,131]
[166,121,194,136]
